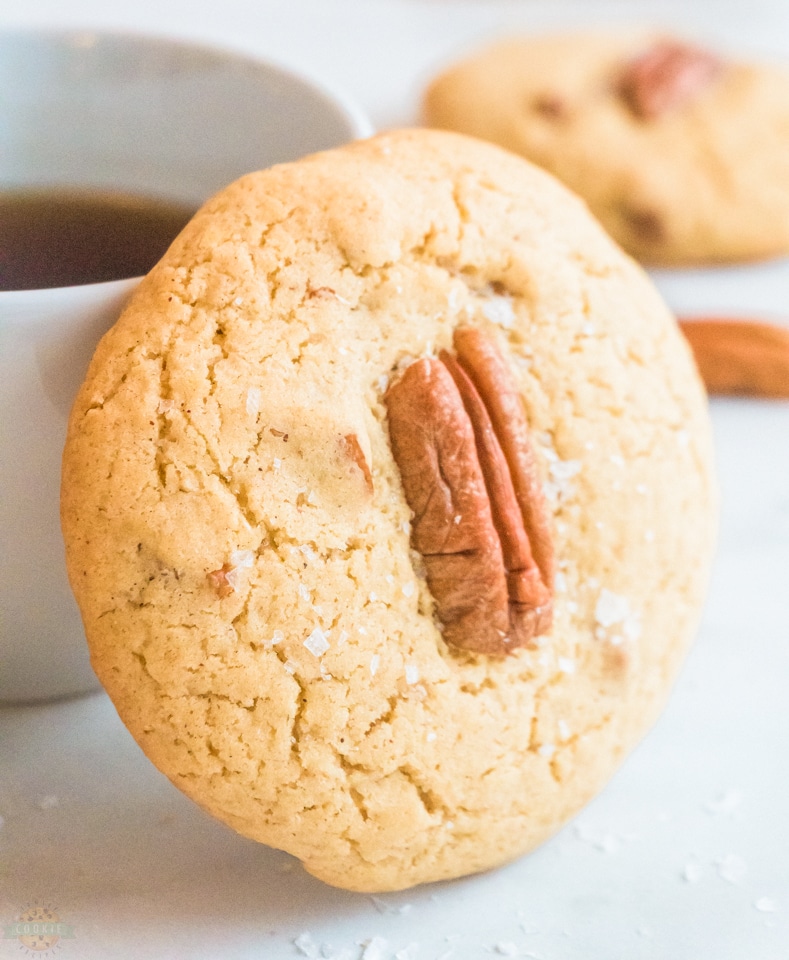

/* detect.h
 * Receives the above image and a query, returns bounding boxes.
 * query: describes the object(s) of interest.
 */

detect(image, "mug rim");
[0,26,374,301]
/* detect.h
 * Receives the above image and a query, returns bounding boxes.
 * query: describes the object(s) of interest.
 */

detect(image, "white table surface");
[1,3,788,958]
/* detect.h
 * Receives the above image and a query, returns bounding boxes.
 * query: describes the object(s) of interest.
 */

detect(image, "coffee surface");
[0,189,195,291]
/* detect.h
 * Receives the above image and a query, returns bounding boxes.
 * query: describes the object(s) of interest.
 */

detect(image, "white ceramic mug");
[0,29,371,702]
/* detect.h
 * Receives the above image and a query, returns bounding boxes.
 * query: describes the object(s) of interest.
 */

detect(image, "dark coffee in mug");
[0,188,195,291]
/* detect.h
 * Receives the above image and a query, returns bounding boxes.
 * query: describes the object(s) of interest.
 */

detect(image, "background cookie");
[423,32,789,266]
[61,129,716,891]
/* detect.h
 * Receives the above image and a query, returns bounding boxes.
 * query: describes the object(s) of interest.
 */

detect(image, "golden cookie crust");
[423,32,789,265]
[61,129,716,891]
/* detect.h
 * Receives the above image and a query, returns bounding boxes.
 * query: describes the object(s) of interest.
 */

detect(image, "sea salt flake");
[405,663,420,685]
[682,861,704,884]
[537,743,556,758]
[369,592,378,602]
[224,567,242,590]
[273,457,282,471]
[233,296,244,306]
[361,936,391,960]
[246,387,260,416]
[304,627,330,657]
[426,731,437,743]
[378,374,389,393]
[294,932,321,958]
[394,945,418,960]
[402,582,415,598]
[595,589,630,626]
[717,853,748,884]
[494,943,519,957]
[230,549,254,569]
[370,654,380,677]
[269,629,284,647]
[482,295,515,329]
[284,659,298,675]
[754,897,778,913]
[337,630,349,647]
[298,583,311,601]
[557,657,575,674]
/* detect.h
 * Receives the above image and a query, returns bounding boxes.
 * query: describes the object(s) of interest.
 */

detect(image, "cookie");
[61,129,716,891]
[423,32,789,265]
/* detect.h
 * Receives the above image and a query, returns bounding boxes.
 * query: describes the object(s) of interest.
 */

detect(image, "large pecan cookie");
[423,32,789,265]
[61,129,716,891]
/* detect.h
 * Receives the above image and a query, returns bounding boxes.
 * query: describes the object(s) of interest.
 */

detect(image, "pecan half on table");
[385,326,554,655]
[679,317,789,399]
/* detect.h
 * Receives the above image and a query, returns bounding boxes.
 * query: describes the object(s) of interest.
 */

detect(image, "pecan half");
[679,317,789,398]
[384,327,553,655]
[618,39,723,120]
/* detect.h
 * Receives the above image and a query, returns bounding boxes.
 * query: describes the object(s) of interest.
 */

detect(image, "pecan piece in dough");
[618,39,723,120]
[384,327,553,655]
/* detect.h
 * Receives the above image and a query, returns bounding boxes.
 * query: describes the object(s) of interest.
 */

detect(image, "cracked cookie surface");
[61,129,716,891]
[423,31,789,265]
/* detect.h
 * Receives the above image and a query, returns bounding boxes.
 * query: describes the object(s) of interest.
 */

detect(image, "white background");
[2,2,789,958]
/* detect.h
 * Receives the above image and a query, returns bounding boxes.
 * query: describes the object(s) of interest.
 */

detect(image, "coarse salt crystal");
[284,659,298,675]
[246,387,260,416]
[405,663,420,685]
[557,657,575,675]
[554,571,567,593]
[293,932,320,958]
[298,583,311,601]
[233,296,244,307]
[426,731,437,743]
[682,861,704,884]
[273,457,282,471]
[482,295,515,329]
[538,743,556,758]
[378,374,389,393]
[361,937,391,960]
[370,654,380,677]
[754,897,778,913]
[494,943,519,957]
[402,582,415,598]
[157,398,176,414]
[304,627,330,657]
[269,629,284,646]
[337,630,349,646]
[594,589,631,628]
[558,719,571,741]
[224,567,242,591]
[394,945,418,960]
[609,454,625,468]
[230,549,254,569]
[369,592,378,602]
